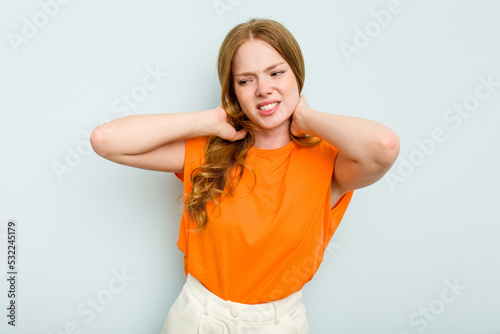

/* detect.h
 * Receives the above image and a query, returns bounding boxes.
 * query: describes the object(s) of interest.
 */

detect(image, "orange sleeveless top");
[175,137,353,304]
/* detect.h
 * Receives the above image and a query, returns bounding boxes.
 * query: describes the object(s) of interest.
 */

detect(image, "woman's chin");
[255,118,291,134]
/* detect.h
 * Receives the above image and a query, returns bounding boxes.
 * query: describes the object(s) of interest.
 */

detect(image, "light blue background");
[1,0,499,333]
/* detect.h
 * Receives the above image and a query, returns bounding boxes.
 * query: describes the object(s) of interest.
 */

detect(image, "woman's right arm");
[90,107,247,173]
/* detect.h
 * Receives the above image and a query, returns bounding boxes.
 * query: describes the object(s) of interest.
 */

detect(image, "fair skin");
[90,38,399,208]
[232,39,299,149]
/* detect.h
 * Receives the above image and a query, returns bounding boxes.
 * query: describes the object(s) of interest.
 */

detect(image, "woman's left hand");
[290,94,310,137]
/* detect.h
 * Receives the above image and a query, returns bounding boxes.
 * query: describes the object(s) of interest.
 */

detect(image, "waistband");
[186,273,303,324]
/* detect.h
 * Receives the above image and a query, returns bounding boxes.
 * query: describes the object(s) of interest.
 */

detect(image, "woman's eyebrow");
[234,62,286,77]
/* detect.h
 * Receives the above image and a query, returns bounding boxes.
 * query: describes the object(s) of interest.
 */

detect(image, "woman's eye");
[238,80,250,85]
[271,71,284,77]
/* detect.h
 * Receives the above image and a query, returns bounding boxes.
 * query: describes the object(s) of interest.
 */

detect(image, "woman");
[91,18,399,333]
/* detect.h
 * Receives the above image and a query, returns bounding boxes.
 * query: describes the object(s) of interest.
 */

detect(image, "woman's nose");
[256,79,272,96]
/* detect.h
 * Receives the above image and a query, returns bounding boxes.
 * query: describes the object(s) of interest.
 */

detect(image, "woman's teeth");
[259,102,279,111]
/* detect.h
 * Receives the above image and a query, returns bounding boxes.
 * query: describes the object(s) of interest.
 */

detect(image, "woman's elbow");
[376,129,400,168]
[90,125,109,158]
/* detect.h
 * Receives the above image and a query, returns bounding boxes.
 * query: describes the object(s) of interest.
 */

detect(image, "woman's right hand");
[209,106,248,141]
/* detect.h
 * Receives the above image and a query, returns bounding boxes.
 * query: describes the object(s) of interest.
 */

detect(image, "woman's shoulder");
[296,138,339,156]
[184,136,209,162]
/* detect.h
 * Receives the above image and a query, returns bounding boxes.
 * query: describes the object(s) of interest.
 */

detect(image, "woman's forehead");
[232,39,286,74]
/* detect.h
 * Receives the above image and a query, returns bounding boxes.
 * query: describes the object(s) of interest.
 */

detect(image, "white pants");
[161,274,310,334]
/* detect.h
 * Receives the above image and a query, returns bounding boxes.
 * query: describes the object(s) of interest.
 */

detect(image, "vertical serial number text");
[6,220,17,326]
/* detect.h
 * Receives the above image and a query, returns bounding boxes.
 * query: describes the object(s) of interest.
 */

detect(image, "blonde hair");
[185,18,319,228]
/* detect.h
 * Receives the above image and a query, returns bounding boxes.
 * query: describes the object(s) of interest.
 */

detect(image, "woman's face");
[232,39,300,134]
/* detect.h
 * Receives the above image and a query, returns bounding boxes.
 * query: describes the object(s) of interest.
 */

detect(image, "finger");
[232,128,248,141]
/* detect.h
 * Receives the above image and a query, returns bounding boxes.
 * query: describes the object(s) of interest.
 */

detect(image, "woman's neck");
[252,127,291,150]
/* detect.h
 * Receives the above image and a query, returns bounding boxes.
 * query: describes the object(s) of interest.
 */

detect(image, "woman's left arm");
[290,95,400,207]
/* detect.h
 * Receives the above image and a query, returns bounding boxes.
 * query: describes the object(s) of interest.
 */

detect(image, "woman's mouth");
[257,101,280,115]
